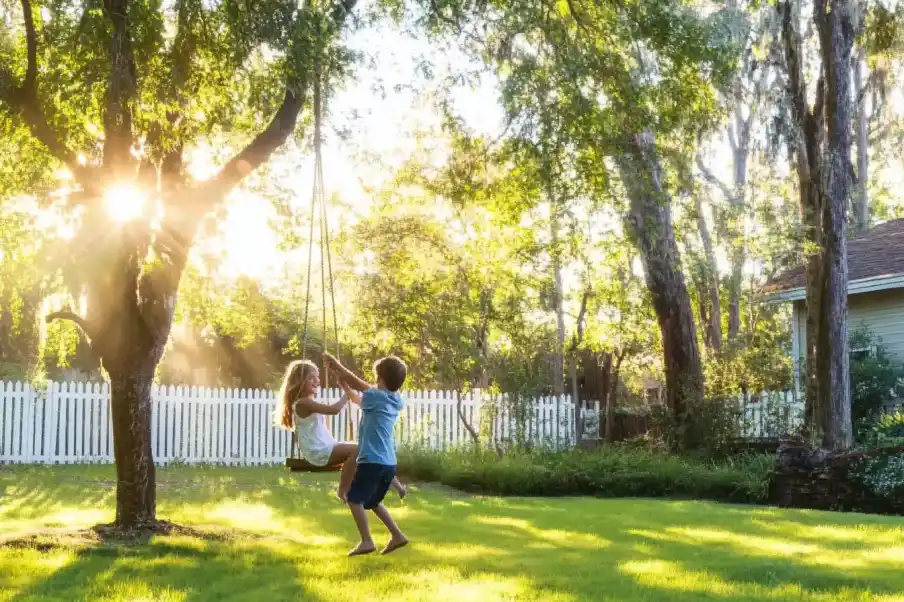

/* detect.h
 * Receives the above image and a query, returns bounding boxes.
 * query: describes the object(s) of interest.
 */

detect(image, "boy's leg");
[346,463,378,556]
[347,503,376,556]
[372,504,408,555]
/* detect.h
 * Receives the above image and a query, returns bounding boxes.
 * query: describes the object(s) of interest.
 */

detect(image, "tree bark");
[604,350,626,442]
[570,357,582,443]
[692,195,723,352]
[457,391,480,446]
[110,369,157,526]
[550,201,566,397]
[599,353,613,440]
[727,250,744,341]
[814,0,854,451]
[726,127,748,343]
[616,131,704,450]
[569,289,590,443]
[853,45,869,233]
[780,0,826,437]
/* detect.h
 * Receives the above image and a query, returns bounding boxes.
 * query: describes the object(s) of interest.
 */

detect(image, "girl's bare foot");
[380,536,409,555]
[348,541,376,557]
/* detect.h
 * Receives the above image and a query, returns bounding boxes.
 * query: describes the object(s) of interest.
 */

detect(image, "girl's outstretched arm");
[295,395,348,416]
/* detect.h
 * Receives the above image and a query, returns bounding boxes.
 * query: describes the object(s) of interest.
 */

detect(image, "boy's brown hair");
[374,356,407,392]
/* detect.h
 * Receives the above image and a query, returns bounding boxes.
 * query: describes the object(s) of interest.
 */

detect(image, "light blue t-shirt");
[357,388,404,465]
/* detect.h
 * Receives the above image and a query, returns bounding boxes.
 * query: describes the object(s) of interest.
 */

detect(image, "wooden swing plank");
[285,457,342,473]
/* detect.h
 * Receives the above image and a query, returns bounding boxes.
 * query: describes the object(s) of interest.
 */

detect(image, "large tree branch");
[695,154,733,200]
[199,88,307,203]
[101,0,137,173]
[780,1,810,130]
[190,0,361,208]
[139,0,198,187]
[0,0,97,189]
[196,0,360,205]
[22,0,37,94]
[569,286,592,352]
[45,310,98,345]
[333,0,358,18]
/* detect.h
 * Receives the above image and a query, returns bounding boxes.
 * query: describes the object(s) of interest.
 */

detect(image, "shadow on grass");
[2,466,904,601]
[5,531,325,601]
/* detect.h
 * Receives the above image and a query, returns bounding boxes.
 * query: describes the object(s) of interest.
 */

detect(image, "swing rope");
[297,69,351,443]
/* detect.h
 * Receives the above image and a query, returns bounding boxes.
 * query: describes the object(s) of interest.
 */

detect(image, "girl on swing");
[275,359,407,502]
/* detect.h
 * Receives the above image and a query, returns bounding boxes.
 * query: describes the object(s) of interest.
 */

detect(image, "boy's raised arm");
[323,353,372,392]
[339,381,362,405]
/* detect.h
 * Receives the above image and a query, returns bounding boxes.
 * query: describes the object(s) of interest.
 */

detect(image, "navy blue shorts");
[347,463,396,510]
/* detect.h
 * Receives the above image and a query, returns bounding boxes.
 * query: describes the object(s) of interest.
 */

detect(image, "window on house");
[850,345,875,361]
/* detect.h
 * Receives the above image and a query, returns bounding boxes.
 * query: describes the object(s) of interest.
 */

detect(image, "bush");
[850,329,904,441]
[854,451,904,499]
[649,395,744,457]
[397,444,773,504]
[864,411,904,449]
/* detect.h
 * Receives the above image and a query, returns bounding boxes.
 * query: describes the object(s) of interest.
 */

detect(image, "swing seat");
[285,433,342,472]
[284,457,342,472]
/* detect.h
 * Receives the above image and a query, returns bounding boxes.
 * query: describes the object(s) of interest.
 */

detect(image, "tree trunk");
[692,197,723,352]
[599,353,613,440]
[727,250,744,341]
[781,0,826,438]
[457,391,480,446]
[570,357,582,443]
[805,247,822,433]
[727,141,748,342]
[853,45,869,233]
[551,205,566,397]
[109,369,156,527]
[606,351,625,442]
[815,0,854,451]
[616,132,704,450]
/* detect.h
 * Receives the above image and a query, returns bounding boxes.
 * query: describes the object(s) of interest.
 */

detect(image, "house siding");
[794,289,904,370]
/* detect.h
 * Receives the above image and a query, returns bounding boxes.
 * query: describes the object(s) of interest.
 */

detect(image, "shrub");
[856,452,904,498]
[850,329,904,442]
[864,411,904,449]
[397,444,773,504]
[649,395,744,457]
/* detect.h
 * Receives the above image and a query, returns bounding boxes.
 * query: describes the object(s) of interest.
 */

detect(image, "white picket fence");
[0,381,840,466]
[737,391,804,439]
[0,381,586,465]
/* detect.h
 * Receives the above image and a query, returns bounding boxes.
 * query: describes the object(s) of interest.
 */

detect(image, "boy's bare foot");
[380,536,409,555]
[348,541,376,557]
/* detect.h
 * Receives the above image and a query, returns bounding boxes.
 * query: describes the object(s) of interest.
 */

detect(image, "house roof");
[765,218,904,299]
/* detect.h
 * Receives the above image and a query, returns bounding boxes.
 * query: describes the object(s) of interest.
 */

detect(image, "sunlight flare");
[104,184,147,223]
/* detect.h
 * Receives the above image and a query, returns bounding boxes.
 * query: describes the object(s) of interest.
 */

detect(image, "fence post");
[22,382,34,463]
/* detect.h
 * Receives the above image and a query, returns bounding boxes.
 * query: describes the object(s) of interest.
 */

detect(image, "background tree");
[778,0,854,450]
[409,0,744,450]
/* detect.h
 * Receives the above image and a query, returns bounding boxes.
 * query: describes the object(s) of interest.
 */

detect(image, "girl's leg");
[327,443,358,500]
[390,477,407,499]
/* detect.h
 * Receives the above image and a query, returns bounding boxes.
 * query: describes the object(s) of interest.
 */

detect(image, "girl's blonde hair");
[275,359,319,431]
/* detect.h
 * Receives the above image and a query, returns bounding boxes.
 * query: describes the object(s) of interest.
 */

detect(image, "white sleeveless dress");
[294,410,338,467]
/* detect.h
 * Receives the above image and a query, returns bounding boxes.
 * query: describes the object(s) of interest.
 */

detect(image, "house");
[766,218,904,392]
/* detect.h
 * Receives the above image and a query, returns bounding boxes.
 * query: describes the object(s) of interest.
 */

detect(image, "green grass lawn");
[2,465,904,601]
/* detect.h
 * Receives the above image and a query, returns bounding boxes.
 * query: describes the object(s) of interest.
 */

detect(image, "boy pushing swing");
[322,352,409,556]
